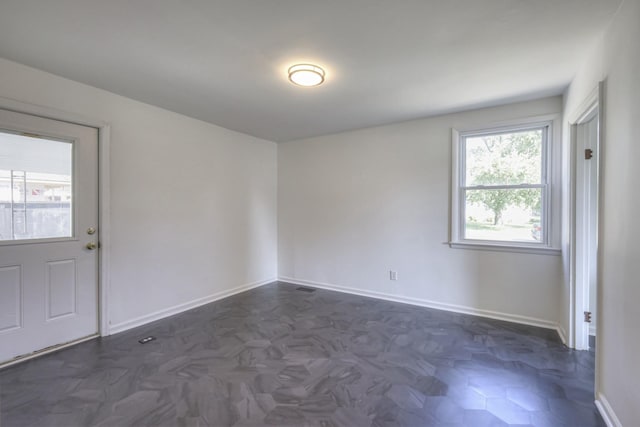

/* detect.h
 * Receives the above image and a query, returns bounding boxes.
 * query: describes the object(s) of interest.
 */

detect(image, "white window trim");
[450,115,561,255]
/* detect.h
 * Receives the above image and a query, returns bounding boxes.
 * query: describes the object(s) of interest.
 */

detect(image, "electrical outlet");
[390,270,398,281]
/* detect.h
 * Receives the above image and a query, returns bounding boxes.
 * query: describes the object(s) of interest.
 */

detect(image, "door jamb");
[569,82,604,350]
[0,96,112,337]
[567,81,603,353]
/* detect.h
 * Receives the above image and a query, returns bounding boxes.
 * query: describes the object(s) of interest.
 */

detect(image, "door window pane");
[0,131,72,241]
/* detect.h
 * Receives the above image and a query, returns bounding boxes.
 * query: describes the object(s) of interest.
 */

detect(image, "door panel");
[0,109,98,364]
[0,265,21,332]
[46,258,77,320]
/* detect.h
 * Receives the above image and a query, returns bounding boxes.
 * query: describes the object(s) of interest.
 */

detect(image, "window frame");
[450,117,560,255]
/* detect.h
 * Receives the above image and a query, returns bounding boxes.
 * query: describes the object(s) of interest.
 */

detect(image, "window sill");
[448,241,561,256]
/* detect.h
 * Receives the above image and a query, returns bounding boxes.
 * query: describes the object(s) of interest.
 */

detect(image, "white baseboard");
[279,276,559,332]
[595,393,623,427]
[556,325,568,345]
[108,278,276,335]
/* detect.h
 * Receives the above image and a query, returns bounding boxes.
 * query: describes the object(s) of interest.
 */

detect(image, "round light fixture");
[288,64,325,87]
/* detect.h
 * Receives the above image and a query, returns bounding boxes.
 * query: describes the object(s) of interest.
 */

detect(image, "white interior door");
[574,111,599,350]
[0,109,99,364]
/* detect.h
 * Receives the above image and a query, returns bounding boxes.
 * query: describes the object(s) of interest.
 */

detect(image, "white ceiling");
[0,0,621,142]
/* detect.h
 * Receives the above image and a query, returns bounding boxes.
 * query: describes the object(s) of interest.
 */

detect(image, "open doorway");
[570,83,603,352]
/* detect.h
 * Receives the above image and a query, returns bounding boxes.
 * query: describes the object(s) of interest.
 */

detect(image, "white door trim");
[0,96,112,337]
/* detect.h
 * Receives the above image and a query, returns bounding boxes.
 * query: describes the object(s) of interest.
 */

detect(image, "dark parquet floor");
[0,282,604,426]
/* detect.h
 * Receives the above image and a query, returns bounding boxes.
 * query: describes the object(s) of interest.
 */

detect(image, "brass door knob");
[86,242,97,250]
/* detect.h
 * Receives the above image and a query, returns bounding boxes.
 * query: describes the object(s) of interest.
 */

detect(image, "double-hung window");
[451,120,557,253]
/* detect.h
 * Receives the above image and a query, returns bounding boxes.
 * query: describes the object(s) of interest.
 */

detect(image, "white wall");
[0,58,278,331]
[563,0,640,424]
[279,97,563,327]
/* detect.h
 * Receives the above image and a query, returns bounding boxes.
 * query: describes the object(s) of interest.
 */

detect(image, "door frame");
[567,81,604,353]
[0,96,111,340]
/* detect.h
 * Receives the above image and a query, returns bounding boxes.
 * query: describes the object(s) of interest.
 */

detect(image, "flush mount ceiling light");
[288,64,325,87]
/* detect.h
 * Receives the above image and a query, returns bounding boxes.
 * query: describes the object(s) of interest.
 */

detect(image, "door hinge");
[584,311,592,323]
[585,149,593,160]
